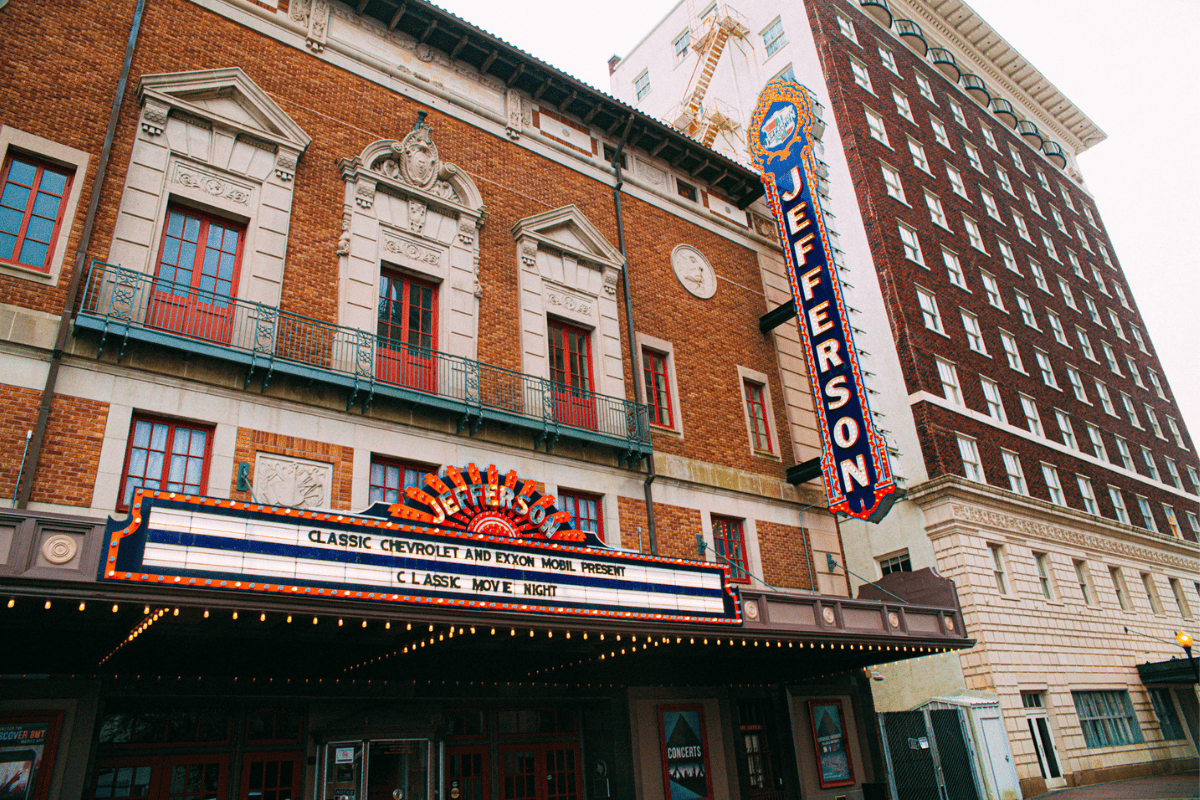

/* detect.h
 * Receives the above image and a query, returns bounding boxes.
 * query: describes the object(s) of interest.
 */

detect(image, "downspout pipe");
[611,114,658,556]
[16,0,148,508]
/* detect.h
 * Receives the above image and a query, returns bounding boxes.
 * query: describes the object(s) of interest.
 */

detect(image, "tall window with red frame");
[0,154,72,272]
[119,416,213,509]
[377,268,438,391]
[548,319,596,430]
[744,380,772,453]
[711,515,749,583]
[558,490,602,540]
[149,206,243,343]
[369,457,430,504]
[642,349,673,428]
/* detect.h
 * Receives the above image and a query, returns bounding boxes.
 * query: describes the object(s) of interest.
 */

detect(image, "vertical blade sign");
[748,81,896,521]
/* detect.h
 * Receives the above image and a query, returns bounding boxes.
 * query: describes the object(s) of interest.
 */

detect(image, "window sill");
[0,259,55,284]
[649,424,683,440]
[752,448,781,461]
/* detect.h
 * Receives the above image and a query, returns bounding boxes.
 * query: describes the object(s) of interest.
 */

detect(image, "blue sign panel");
[748,81,897,521]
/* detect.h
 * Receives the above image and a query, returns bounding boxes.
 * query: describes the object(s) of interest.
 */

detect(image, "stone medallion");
[671,244,716,299]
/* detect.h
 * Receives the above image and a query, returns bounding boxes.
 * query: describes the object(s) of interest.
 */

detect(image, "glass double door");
[93,753,302,800]
[445,742,580,800]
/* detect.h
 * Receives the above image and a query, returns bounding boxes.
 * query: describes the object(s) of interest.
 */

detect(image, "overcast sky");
[433,0,1199,439]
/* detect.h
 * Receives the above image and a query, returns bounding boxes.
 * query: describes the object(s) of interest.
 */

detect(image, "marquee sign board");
[100,463,741,625]
[748,81,897,521]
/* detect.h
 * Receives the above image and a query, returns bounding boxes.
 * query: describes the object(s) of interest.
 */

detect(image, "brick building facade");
[614,0,1198,795]
[0,1,971,798]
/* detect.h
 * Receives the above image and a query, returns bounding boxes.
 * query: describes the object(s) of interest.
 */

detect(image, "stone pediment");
[511,205,623,271]
[138,68,311,154]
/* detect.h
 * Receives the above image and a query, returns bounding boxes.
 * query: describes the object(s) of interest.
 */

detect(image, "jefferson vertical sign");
[748,81,897,521]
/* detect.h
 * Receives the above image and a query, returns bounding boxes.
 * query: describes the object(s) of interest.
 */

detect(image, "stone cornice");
[909,475,1200,570]
[884,0,1105,156]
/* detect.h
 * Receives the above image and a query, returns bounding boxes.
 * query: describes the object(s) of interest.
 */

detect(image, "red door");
[91,755,229,800]
[377,269,437,392]
[149,207,242,344]
[445,746,489,800]
[240,753,303,800]
[498,743,580,800]
[547,320,596,430]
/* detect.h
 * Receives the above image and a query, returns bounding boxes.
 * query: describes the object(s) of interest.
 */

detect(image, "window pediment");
[138,68,311,158]
[511,205,623,275]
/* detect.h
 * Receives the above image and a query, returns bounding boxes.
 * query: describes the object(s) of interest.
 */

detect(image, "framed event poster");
[808,700,854,789]
[0,712,63,800]
[657,705,713,800]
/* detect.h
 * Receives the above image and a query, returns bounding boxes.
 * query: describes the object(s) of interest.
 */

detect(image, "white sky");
[432,0,1200,439]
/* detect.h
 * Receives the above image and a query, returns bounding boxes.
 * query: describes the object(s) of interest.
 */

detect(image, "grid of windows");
[866,107,889,144]
[1066,366,1088,403]
[949,99,967,127]
[1076,475,1099,514]
[961,310,987,354]
[1136,495,1158,532]
[642,348,673,428]
[1016,292,1038,329]
[916,286,943,332]
[981,188,1001,221]
[850,58,873,91]
[946,164,967,198]
[673,30,690,63]
[1048,312,1069,346]
[835,14,858,43]
[942,248,967,288]
[0,154,73,272]
[1042,463,1065,505]
[1020,395,1043,436]
[1054,409,1076,449]
[930,116,951,148]
[119,416,211,509]
[915,73,934,101]
[958,435,984,482]
[712,515,749,583]
[988,543,1008,592]
[1034,552,1055,599]
[1074,560,1093,605]
[995,164,1013,194]
[1001,330,1024,372]
[1029,259,1049,292]
[1110,565,1130,609]
[893,89,915,122]
[762,19,786,57]
[963,215,984,251]
[1087,424,1107,461]
[1024,186,1041,216]
[878,46,898,74]
[964,140,983,172]
[369,458,428,504]
[982,378,1006,422]
[879,552,912,575]
[1011,211,1031,241]
[881,162,905,201]
[744,380,772,453]
[559,489,603,540]
[937,358,963,404]
[634,70,651,100]
[907,138,930,172]
[1034,349,1057,388]
[1001,450,1026,494]
[925,191,948,228]
[900,223,925,265]
[980,271,1004,309]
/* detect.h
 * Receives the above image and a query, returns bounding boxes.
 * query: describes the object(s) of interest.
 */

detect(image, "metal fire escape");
[669,4,750,149]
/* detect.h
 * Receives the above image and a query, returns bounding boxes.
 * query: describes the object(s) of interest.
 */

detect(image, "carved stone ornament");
[382,232,440,265]
[505,88,523,140]
[42,534,78,565]
[744,599,759,620]
[275,152,297,181]
[603,267,619,296]
[671,244,716,299]
[458,217,475,245]
[395,121,439,189]
[336,206,351,255]
[408,199,427,233]
[254,453,332,510]
[545,288,592,318]
[821,606,836,625]
[173,164,251,204]
[355,180,374,209]
[888,611,901,629]
[943,615,956,633]
[290,0,310,22]
[306,0,329,52]
[141,99,170,136]
[520,241,537,269]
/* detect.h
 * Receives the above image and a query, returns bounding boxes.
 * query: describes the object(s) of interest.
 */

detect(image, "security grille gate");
[878,709,983,800]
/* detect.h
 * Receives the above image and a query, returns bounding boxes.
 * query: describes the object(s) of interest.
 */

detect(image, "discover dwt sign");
[748,81,898,522]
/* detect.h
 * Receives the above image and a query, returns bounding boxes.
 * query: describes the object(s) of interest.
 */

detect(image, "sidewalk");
[1028,771,1199,800]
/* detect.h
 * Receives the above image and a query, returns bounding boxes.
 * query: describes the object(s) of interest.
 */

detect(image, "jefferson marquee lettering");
[748,81,897,521]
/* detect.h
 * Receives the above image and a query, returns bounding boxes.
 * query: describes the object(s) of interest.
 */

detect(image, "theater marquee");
[748,81,897,522]
[100,463,742,625]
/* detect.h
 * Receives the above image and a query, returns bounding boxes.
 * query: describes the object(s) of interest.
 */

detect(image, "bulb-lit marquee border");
[99,464,742,625]
[748,81,897,521]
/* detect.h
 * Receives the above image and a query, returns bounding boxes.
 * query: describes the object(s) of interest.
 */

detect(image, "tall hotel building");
[614,0,1199,794]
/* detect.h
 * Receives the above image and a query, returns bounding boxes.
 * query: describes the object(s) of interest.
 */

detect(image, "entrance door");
[240,753,303,800]
[92,755,229,800]
[547,320,596,431]
[367,740,430,800]
[1020,692,1063,790]
[445,746,489,800]
[498,743,580,800]
[149,207,242,344]
[377,269,437,392]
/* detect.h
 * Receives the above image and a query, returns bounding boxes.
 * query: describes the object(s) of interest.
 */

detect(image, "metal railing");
[76,261,651,454]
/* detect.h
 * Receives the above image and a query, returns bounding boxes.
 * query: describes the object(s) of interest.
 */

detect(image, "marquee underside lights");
[748,81,897,522]
[99,464,741,625]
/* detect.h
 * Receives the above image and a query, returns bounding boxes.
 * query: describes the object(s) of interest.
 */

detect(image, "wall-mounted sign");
[748,81,897,522]
[808,700,855,789]
[0,713,63,800]
[657,705,713,800]
[100,463,741,625]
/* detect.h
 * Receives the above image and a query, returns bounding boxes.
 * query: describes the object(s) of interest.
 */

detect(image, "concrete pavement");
[1028,771,1198,800]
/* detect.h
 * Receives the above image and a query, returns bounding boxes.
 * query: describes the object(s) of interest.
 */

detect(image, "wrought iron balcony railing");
[75,261,651,462]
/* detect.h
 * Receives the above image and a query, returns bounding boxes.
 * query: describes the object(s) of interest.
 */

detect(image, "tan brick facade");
[27,393,108,508]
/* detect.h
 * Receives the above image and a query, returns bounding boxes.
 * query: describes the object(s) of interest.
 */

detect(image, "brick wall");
[756,520,815,591]
[230,429,354,510]
[28,393,108,507]
[807,0,1198,537]
[0,385,41,500]
[618,496,703,561]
